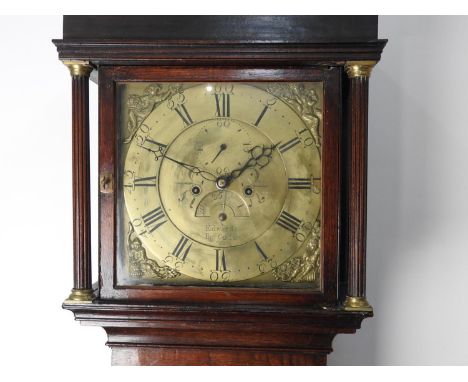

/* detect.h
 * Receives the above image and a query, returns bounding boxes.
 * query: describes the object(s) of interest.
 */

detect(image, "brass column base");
[343,296,373,312]
[64,288,96,304]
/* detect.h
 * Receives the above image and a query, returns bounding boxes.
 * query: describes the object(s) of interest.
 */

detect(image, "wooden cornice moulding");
[63,302,371,365]
[52,40,387,65]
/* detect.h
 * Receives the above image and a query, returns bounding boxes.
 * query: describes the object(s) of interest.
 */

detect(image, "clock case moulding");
[53,15,387,366]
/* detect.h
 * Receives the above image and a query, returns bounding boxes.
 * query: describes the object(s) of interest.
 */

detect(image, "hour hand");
[226,144,277,182]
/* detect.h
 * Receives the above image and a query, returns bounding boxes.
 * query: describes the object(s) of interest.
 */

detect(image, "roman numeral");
[138,137,167,159]
[142,207,167,233]
[255,241,268,260]
[134,176,157,187]
[276,211,301,234]
[215,249,227,271]
[215,93,230,117]
[174,104,193,126]
[173,236,192,261]
[278,137,301,154]
[288,177,311,190]
[144,138,167,149]
[253,105,268,127]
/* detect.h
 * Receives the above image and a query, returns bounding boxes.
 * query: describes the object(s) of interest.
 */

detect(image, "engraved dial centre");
[158,118,288,248]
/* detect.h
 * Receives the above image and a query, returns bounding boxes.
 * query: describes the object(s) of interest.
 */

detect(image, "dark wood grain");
[63,301,370,366]
[98,66,115,299]
[347,76,370,298]
[339,72,351,302]
[71,74,92,291]
[321,67,341,303]
[63,16,378,42]
[52,40,387,66]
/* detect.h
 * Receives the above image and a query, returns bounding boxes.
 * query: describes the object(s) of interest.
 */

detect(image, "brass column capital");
[345,60,377,78]
[62,60,94,77]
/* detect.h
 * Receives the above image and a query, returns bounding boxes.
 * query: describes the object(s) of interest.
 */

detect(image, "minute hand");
[163,154,217,182]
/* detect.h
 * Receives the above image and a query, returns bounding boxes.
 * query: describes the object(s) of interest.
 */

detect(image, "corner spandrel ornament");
[266,83,322,151]
[127,222,181,280]
[272,217,321,284]
[125,83,184,144]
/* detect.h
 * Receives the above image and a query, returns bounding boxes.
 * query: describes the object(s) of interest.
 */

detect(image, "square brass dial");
[116,81,323,289]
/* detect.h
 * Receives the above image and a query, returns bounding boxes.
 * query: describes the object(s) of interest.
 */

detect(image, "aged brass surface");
[62,60,93,77]
[345,61,377,78]
[343,296,373,312]
[119,82,323,287]
[65,288,96,304]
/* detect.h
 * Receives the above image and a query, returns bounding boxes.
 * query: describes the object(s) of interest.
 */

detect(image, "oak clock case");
[117,81,322,289]
[55,14,386,366]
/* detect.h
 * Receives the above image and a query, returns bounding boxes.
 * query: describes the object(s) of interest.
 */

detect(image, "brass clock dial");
[120,82,322,285]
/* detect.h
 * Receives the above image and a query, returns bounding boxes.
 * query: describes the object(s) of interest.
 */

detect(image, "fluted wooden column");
[63,60,95,303]
[343,61,376,312]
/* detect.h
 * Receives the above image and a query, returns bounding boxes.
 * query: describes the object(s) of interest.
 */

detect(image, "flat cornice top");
[62,15,379,43]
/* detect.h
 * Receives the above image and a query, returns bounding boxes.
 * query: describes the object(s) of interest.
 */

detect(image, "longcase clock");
[53,15,386,366]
